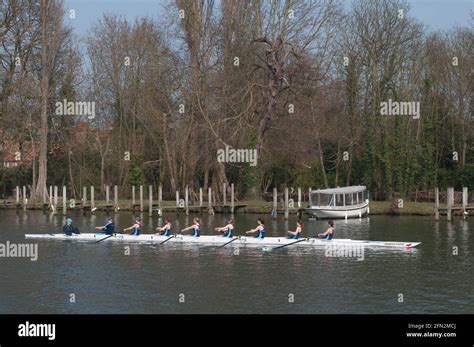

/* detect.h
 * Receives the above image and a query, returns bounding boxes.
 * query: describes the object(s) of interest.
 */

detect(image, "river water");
[0,210,472,314]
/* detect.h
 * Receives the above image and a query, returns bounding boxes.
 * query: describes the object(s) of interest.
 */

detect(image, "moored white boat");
[24,233,421,248]
[306,185,369,219]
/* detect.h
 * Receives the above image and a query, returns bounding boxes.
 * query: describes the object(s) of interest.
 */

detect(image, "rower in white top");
[181,218,201,237]
[287,219,303,239]
[156,218,172,237]
[214,218,235,238]
[318,220,335,240]
[246,218,266,239]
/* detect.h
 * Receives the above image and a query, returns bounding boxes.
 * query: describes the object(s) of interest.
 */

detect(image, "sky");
[64,0,473,38]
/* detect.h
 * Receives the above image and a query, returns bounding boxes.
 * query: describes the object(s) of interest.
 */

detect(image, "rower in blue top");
[287,219,303,239]
[214,218,235,238]
[181,218,201,237]
[95,217,115,235]
[246,218,265,239]
[318,221,335,240]
[63,217,80,236]
[155,218,172,236]
[123,217,142,236]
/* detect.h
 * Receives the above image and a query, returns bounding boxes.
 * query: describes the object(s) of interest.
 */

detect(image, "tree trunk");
[34,0,49,200]
[316,131,329,188]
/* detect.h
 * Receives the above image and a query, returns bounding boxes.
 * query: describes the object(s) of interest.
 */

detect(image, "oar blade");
[95,234,114,243]
[159,235,175,245]
[219,236,239,248]
[271,238,308,250]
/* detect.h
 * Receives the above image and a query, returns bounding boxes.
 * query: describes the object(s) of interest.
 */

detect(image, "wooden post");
[42,187,47,205]
[435,187,439,220]
[54,186,58,207]
[447,187,454,221]
[185,185,189,215]
[90,186,95,210]
[22,186,27,209]
[63,186,67,215]
[273,187,278,218]
[231,183,235,214]
[223,183,226,206]
[114,185,118,211]
[158,184,162,210]
[298,187,302,208]
[106,185,110,204]
[462,187,468,218]
[199,187,203,207]
[132,186,136,206]
[149,185,153,217]
[140,185,144,212]
[82,186,87,207]
[54,186,59,208]
[284,187,289,220]
[208,187,212,213]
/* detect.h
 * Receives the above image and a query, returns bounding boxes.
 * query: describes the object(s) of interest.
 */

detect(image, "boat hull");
[24,233,420,249]
[306,201,369,219]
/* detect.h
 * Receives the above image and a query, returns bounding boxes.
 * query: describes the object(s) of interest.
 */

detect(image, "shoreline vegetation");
[0,199,451,217]
[1,1,473,211]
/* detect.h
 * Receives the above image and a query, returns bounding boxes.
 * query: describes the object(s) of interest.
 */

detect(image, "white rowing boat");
[24,233,421,249]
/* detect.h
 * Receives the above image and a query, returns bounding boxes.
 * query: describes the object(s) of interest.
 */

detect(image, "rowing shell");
[24,233,421,249]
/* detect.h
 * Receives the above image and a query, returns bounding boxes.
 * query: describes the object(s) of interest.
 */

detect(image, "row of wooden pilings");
[13,185,472,219]
[435,187,471,220]
[15,184,234,216]
[14,184,309,218]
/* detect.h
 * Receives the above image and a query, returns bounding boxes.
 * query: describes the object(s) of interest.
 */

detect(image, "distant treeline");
[0,0,473,200]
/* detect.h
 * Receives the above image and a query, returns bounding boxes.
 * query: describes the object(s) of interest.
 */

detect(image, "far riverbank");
[0,199,452,217]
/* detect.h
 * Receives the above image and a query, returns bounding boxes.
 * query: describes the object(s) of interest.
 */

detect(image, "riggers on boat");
[24,233,421,249]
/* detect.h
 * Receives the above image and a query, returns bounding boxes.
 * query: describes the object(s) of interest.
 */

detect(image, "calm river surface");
[0,210,472,314]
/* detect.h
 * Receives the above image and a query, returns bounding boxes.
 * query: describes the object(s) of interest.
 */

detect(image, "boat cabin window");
[345,193,354,206]
[311,193,332,206]
[311,188,366,207]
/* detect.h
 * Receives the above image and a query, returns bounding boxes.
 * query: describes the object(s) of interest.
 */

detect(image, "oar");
[219,236,239,248]
[270,238,308,250]
[158,234,175,245]
[95,228,126,243]
[95,232,117,243]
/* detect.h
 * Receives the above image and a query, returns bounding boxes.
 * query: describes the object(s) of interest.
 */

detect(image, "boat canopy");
[310,185,366,207]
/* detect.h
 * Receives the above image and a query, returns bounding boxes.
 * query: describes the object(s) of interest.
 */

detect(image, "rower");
[63,217,80,236]
[214,218,235,238]
[181,218,201,237]
[123,217,142,236]
[287,219,303,239]
[246,218,265,239]
[318,221,335,240]
[95,217,115,235]
[156,218,172,236]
